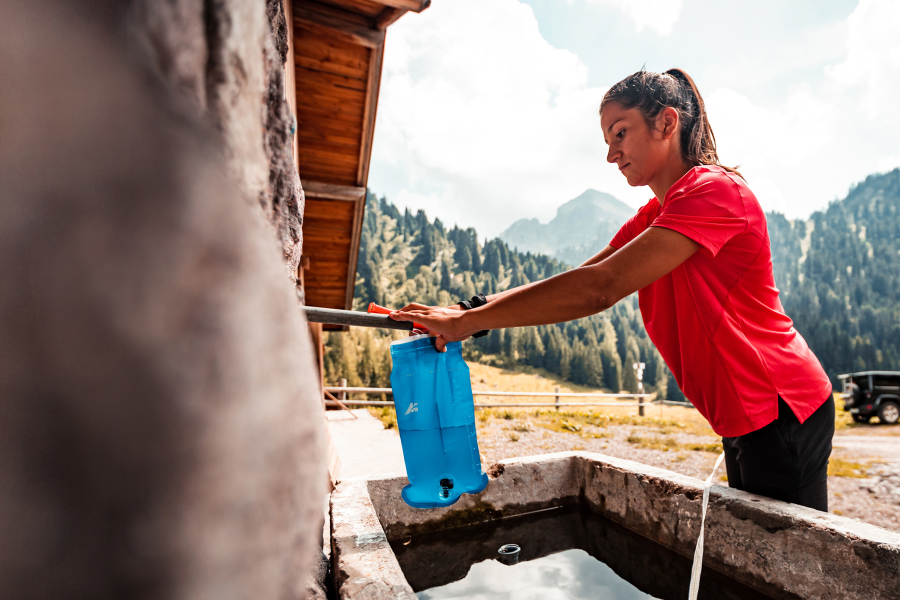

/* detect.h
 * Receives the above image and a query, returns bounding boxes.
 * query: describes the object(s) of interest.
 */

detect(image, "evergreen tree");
[666,370,687,403]
[569,341,589,385]
[418,227,435,264]
[488,329,503,354]
[622,353,639,393]
[456,244,472,272]
[583,342,604,388]
[471,237,482,274]
[440,261,452,290]
[654,359,668,399]
[484,242,504,280]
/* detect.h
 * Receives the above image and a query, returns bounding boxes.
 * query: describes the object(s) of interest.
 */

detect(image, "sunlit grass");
[367,406,397,430]
[510,420,534,433]
[625,435,679,451]
[834,400,857,431]
[828,457,869,478]
[683,442,722,453]
[625,434,721,454]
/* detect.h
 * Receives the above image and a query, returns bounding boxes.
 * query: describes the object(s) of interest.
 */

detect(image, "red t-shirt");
[610,165,831,437]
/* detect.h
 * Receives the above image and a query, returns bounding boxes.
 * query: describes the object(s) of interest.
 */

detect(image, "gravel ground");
[473,408,900,533]
[830,426,900,530]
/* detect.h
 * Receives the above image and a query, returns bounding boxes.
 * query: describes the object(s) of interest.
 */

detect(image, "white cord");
[688,452,725,600]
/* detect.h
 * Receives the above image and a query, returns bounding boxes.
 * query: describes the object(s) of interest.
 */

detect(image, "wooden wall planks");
[294,17,369,188]
[302,196,360,310]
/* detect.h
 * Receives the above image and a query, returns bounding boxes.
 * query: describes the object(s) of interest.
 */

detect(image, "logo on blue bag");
[405,402,418,415]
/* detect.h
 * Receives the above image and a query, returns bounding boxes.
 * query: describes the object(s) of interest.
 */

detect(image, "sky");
[367,0,900,239]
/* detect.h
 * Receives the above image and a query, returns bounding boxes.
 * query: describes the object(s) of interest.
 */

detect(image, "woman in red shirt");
[390,69,834,511]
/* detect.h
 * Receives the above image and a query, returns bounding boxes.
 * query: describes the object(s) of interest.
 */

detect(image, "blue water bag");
[390,335,489,509]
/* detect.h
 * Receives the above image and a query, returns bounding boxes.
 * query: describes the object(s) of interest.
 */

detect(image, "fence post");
[634,362,646,417]
[555,386,560,412]
[339,378,347,403]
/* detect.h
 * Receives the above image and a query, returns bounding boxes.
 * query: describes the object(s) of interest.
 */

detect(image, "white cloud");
[827,0,900,121]
[370,0,648,237]
[698,0,900,218]
[585,0,683,36]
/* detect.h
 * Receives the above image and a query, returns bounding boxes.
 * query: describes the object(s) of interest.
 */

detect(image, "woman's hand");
[390,302,474,352]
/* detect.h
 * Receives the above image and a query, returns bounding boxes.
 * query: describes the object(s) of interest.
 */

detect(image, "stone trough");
[330,452,900,599]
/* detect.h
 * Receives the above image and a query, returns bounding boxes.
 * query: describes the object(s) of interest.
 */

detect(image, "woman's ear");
[659,107,680,139]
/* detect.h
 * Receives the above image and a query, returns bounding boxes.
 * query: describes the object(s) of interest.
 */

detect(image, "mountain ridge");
[499,189,635,264]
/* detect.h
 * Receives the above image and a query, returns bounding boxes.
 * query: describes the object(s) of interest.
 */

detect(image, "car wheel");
[878,401,900,425]
[852,414,871,424]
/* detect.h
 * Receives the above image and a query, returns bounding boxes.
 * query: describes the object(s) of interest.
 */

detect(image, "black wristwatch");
[458,293,489,338]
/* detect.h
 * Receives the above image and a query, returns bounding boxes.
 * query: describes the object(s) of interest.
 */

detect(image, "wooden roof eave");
[291,0,429,317]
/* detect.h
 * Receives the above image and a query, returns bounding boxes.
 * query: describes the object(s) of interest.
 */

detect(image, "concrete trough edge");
[331,451,900,600]
[330,477,417,599]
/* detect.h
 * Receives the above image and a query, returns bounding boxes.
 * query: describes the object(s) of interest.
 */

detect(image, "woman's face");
[601,102,673,188]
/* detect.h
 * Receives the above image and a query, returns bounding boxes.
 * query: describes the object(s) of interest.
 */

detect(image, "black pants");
[722,395,834,511]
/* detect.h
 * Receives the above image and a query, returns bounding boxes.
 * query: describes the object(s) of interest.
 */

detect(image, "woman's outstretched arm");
[403,245,620,318]
[390,226,699,350]
[478,244,619,303]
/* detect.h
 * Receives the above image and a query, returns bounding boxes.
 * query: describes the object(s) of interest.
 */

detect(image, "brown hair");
[600,68,741,177]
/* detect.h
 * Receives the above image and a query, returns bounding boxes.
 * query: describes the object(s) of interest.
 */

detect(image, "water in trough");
[391,505,781,600]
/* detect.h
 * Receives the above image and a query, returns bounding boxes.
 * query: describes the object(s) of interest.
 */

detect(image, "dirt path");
[833,434,900,458]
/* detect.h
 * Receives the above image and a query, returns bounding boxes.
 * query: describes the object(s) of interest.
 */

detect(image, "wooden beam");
[375,7,406,29]
[368,0,430,12]
[343,193,366,310]
[302,180,366,201]
[356,41,383,186]
[294,3,385,49]
[323,389,359,417]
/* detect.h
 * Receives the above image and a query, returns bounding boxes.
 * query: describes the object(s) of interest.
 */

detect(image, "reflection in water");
[392,506,781,600]
[417,548,657,600]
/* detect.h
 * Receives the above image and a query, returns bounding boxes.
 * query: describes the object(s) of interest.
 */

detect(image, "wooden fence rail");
[322,384,693,413]
[324,386,652,398]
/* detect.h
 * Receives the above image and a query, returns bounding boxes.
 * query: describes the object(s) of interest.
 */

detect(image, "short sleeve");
[651,168,748,258]
[610,199,657,249]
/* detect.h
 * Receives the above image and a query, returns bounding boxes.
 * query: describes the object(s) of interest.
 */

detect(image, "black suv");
[839,371,900,424]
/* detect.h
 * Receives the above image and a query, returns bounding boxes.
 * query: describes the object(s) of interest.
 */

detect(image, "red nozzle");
[368,302,428,332]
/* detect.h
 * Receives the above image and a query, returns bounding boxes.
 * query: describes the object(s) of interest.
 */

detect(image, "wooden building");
[283,0,430,385]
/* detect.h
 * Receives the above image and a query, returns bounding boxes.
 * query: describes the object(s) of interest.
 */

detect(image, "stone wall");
[130,0,305,279]
[0,1,324,598]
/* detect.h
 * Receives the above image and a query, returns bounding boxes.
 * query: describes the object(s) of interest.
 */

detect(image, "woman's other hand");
[390,303,473,352]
